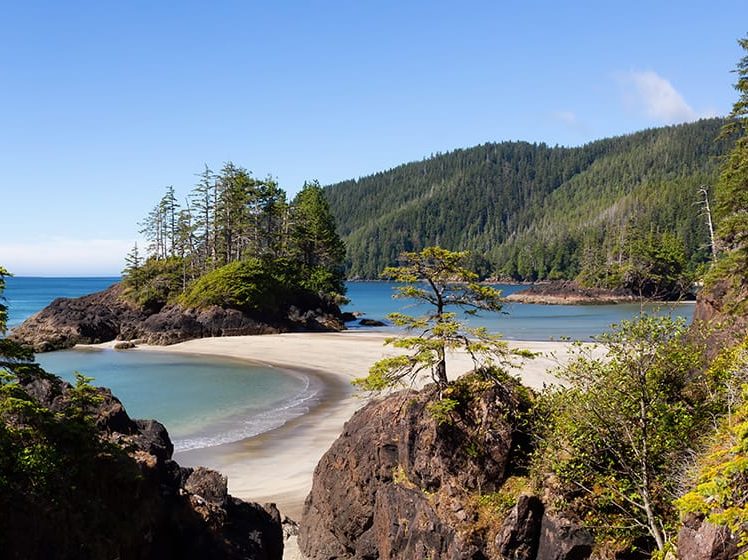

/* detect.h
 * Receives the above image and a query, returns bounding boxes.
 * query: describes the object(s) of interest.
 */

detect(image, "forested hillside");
[325,118,733,282]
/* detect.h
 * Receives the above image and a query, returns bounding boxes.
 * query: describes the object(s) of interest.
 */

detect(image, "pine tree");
[291,181,346,293]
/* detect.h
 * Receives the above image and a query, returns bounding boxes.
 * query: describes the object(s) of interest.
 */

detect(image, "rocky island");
[10,280,343,352]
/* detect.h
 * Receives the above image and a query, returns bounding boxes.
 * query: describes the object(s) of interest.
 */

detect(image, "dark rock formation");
[536,515,594,560]
[677,514,743,560]
[693,278,748,351]
[1,373,283,560]
[506,281,638,305]
[299,375,591,559]
[10,282,344,352]
[359,318,387,327]
[495,495,545,560]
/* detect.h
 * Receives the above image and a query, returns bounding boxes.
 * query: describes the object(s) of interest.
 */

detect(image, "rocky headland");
[9,282,344,352]
[0,368,284,560]
[505,281,639,305]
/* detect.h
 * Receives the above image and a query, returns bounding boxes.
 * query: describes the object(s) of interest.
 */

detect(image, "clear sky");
[0,1,745,275]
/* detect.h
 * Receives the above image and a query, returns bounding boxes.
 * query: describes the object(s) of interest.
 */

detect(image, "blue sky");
[0,1,745,275]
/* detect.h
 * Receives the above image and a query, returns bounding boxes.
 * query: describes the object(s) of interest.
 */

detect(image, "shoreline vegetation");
[78,332,572,521]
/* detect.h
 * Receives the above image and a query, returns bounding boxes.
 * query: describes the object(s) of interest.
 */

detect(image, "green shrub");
[121,256,185,310]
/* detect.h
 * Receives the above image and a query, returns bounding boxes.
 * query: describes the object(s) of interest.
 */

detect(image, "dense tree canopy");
[324,119,732,287]
[123,163,347,309]
[708,34,748,312]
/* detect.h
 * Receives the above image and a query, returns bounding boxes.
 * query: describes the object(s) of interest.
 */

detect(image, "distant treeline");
[325,118,732,291]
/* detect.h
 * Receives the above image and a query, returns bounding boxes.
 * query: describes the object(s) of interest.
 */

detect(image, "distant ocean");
[4,277,694,451]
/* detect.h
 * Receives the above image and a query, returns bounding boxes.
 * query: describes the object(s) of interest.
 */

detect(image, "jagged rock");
[10,281,344,352]
[299,375,532,559]
[359,318,386,326]
[536,514,594,560]
[1,373,284,560]
[495,495,545,559]
[114,341,136,349]
[184,467,229,507]
[676,514,742,560]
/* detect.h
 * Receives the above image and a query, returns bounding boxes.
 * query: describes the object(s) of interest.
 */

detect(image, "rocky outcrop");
[10,282,344,352]
[495,495,545,559]
[1,372,283,559]
[506,281,640,305]
[299,375,592,560]
[676,514,742,560]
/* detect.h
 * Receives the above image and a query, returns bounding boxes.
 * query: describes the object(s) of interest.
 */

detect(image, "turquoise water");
[4,276,321,451]
[36,349,318,452]
[342,281,694,341]
[3,277,694,450]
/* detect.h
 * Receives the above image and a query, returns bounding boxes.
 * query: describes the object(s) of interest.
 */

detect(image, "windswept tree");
[354,247,530,392]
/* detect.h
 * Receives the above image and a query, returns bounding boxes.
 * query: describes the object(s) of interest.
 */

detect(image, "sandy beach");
[130,331,573,521]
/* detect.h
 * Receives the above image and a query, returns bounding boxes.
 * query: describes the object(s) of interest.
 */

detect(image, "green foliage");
[535,315,717,551]
[578,229,692,299]
[179,258,287,312]
[354,247,527,392]
[675,340,748,551]
[0,266,9,334]
[426,397,460,426]
[121,256,185,310]
[291,180,346,295]
[705,34,748,311]
[325,119,729,281]
[124,164,347,312]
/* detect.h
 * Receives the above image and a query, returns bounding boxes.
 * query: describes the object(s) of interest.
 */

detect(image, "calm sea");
[3,277,694,450]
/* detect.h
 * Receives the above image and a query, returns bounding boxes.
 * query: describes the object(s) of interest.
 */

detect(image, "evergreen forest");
[123,165,345,311]
[325,118,733,293]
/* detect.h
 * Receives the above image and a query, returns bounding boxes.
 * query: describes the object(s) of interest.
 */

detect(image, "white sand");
[127,331,572,522]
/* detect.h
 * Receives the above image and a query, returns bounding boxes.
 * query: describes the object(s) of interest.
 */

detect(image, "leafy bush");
[533,316,717,552]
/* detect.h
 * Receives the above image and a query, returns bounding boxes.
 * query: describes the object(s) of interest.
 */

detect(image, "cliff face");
[299,376,593,560]
[10,282,344,352]
[0,372,283,560]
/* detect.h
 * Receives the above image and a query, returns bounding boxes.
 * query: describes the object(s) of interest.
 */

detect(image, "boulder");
[299,375,532,559]
[536,514,594,560]
[676,514,742,560]
[359,318,387,327]
[495,495,545,559]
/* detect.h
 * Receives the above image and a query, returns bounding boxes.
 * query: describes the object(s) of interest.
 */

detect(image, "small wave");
[172,372,321,452]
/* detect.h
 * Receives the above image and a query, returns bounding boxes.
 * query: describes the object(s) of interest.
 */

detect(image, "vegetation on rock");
[123,167,346,313]
[0,266,284,559]
[353,247,532,393]
[533,316,723,553]
[675,339,748,555]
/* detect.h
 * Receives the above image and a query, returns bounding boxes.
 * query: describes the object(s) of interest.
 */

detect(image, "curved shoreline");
[81,332,570,522]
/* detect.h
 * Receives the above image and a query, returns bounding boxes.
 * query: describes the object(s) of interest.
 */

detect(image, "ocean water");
[3,276,694,450]
[3,276,321,451]
[35,348,319,452]
[343,281,694,341]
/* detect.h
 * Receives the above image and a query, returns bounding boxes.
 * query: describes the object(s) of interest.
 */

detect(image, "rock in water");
[10,281,344,351]
[0,372,284,560]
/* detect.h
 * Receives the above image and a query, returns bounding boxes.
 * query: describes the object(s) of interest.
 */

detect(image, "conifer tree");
[354,247,529,392]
